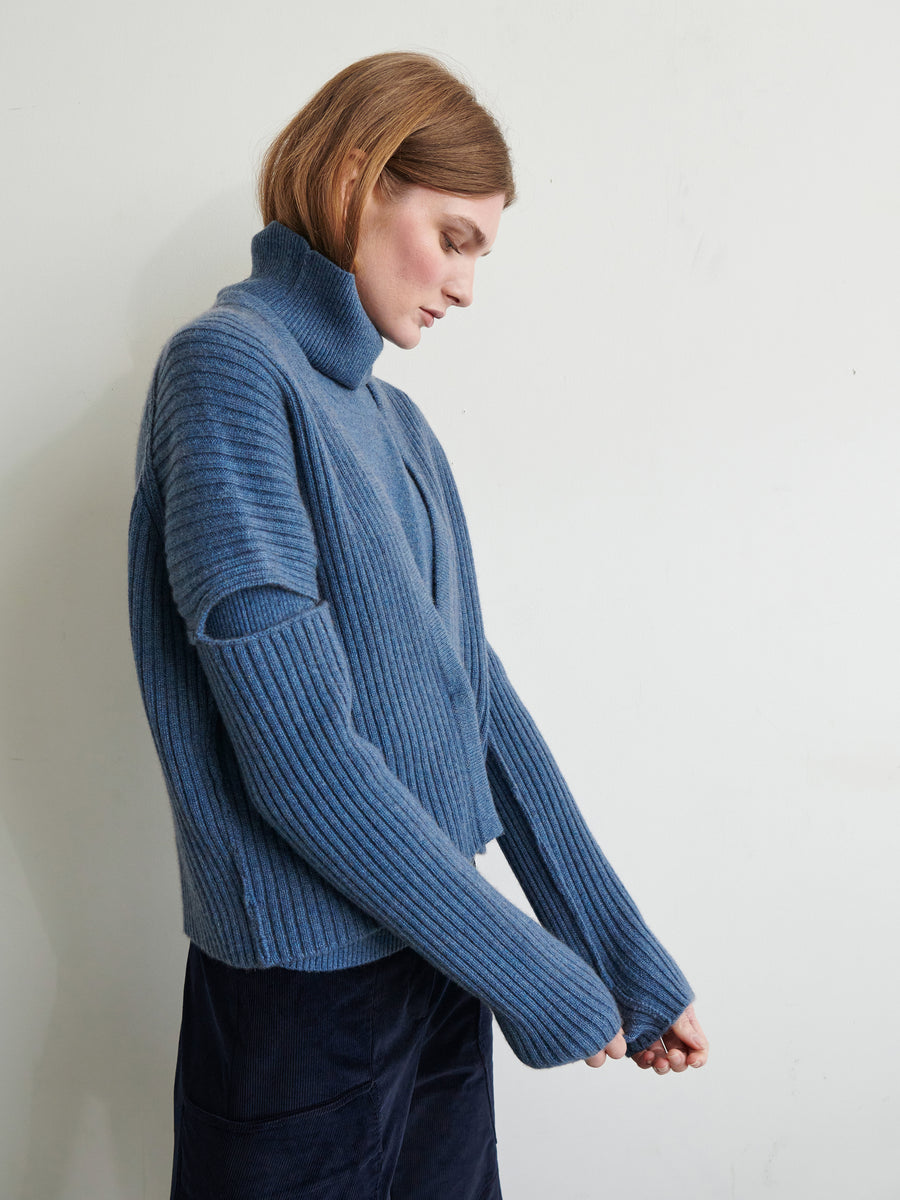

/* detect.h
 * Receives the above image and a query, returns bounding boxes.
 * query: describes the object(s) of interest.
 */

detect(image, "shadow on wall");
[0,191,257,1199]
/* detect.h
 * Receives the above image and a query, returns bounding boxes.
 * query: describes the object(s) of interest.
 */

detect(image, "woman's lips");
[420,308,444,327]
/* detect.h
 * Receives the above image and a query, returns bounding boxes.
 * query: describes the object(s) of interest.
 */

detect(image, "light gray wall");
[3,2,898,1196]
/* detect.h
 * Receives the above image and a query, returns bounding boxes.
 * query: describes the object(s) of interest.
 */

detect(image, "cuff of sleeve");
[623,992,696,1058]
[203,584,316,638]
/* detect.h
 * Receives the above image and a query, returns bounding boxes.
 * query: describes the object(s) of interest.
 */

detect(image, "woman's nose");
[443,261,475,308]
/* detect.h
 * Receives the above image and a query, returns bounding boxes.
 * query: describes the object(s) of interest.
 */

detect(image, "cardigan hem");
[184,923,410,972]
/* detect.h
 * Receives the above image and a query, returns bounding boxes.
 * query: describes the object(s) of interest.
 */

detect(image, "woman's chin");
[384,326,423,351]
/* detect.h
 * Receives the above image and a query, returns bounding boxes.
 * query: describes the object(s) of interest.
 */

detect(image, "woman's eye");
[442,234,461,254]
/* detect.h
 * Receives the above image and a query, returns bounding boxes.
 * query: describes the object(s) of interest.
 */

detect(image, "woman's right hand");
[583,1027,627,1068]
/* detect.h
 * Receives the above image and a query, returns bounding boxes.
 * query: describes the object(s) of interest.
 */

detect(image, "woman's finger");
[666,1047,688,1072]
[585,1026,626,1068]
[604,1029,628,1060]
[584,1048,607,1068]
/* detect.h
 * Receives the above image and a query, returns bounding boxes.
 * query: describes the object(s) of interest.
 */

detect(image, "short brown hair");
[258,51,516,271]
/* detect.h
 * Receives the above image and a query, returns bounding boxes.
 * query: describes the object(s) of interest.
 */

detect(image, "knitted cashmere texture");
[127,220,694,1070]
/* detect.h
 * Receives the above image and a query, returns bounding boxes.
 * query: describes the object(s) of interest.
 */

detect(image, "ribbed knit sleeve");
[484,642,694,1056]
[150,324,624,1069]
[154,321,320,637]
[194,605,627,1068]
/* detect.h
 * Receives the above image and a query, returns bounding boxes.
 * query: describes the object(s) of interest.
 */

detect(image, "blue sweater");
[127,221,693,1069]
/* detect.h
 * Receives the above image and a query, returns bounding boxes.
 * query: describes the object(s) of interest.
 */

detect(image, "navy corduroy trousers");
[169,940,503,1199]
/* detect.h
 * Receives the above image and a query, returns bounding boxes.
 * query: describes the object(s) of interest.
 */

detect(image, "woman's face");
[352,184,505,350]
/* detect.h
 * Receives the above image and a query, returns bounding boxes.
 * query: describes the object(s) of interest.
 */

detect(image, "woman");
[128,50,708,1200]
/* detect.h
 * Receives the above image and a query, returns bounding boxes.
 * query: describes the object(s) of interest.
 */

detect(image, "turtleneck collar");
[221,221,383,390]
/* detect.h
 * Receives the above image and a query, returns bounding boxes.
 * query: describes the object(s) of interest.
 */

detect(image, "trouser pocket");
[175,1079,381,1199]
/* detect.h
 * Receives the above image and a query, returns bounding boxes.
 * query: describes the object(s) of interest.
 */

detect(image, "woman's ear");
[338,148,366,219]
